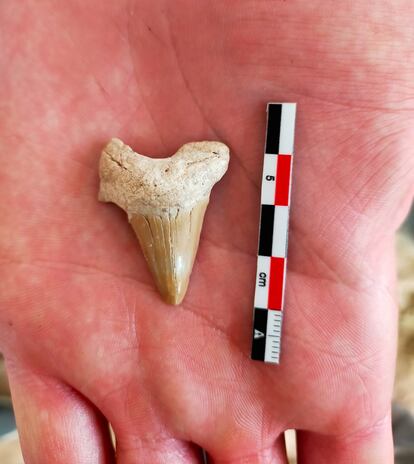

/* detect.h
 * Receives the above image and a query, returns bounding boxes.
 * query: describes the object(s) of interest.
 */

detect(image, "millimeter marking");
[251,103,296,364]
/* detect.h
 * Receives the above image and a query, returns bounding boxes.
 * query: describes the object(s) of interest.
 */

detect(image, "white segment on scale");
[280,258,288,312]
[254,255,271,309]
[279,103,297,154]
[264,311,283,363]
[272,206,289,258]
[260,154,277,205]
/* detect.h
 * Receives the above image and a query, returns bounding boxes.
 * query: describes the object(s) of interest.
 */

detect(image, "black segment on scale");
[258,205,274,257]
[265,104,282,155]
[251,308,268,361]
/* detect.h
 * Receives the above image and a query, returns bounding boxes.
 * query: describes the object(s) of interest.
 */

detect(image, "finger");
[205,434,288,464]
[6,362,114,464]
[297,414,393,464]
[96,383,203,464]
[116,436,203,463]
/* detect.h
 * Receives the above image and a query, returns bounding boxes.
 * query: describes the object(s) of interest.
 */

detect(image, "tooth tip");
[163,292,185,306]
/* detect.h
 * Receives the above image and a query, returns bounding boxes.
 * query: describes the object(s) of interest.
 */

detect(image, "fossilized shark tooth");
[98,138,230,305]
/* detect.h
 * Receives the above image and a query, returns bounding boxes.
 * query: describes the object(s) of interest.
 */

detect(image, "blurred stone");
[0,432,23,464]
[394,234,414,414]
[0,355,10,398]
[393,403,414,464]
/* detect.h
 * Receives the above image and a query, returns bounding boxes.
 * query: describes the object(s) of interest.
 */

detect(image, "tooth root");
[129,199,208,305]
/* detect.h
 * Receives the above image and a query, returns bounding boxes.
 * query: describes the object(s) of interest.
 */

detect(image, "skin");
[0,0,413,462]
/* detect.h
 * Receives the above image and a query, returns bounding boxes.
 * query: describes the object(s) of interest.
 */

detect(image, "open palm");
[1,1,413,463]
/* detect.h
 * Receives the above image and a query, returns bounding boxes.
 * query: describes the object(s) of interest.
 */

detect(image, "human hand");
[0,1,413,463]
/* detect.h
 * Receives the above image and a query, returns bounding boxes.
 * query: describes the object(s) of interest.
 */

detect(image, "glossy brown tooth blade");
[129,199,208,305]
[98,138,229,305]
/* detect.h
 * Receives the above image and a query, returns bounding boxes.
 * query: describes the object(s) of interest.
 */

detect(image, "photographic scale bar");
[251,103,296,364]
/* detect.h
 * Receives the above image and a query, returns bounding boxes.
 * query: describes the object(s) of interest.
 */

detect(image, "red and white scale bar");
[251,103,296,364]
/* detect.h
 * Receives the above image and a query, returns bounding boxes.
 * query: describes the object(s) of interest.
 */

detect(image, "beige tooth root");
[98,138,230,305]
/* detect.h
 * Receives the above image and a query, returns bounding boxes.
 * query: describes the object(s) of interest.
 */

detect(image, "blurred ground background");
[1,220,413,462]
